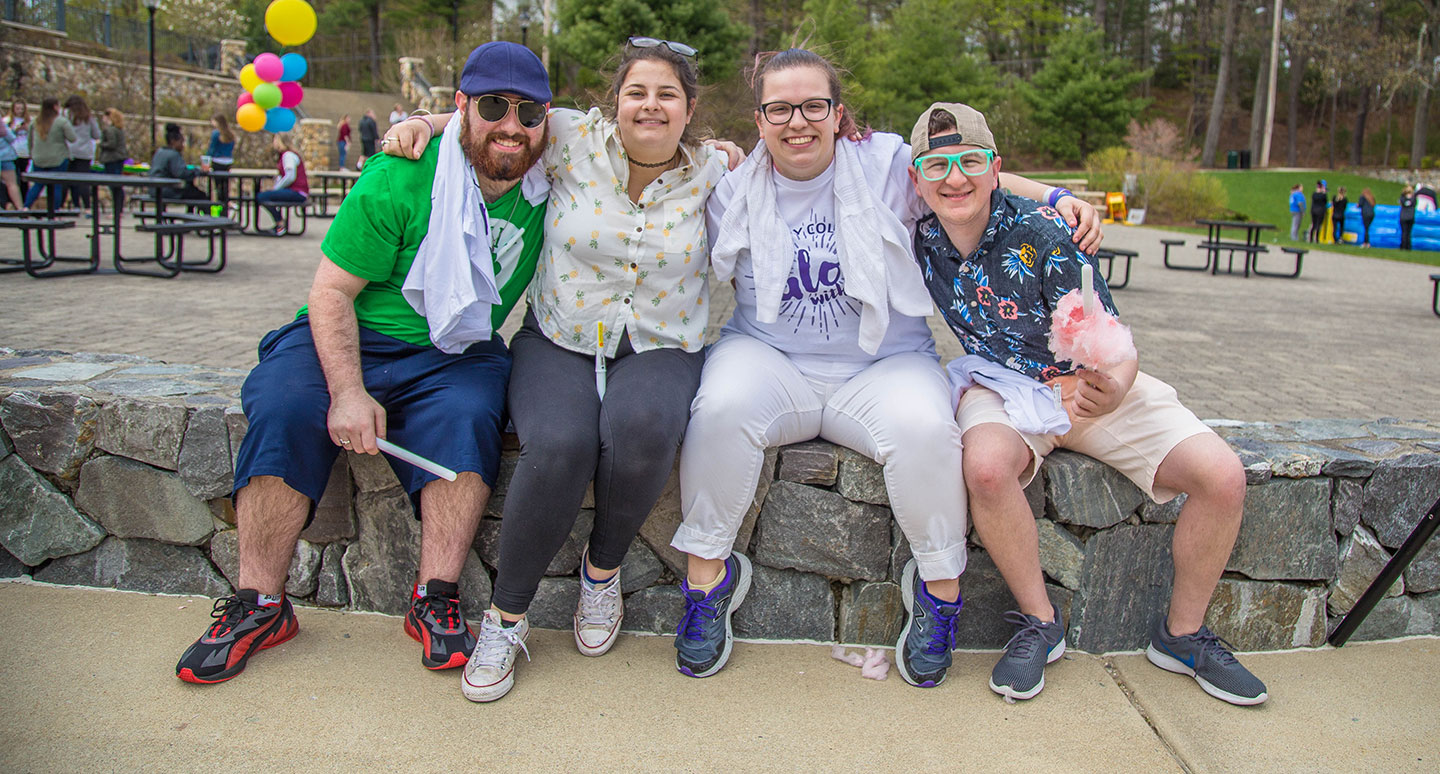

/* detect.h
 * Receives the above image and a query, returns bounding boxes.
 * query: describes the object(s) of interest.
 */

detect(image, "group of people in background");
[2,94,125,212]
[1290,178,1435,249]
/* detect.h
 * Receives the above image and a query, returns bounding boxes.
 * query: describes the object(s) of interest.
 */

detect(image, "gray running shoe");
[894,558,962,687]
[1146,617,1268,706]
[989,607,1066,701]
[674,552,752,678]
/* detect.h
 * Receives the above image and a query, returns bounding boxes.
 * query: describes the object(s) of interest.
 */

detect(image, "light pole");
[519,6,531,49]
[143,0,161,157]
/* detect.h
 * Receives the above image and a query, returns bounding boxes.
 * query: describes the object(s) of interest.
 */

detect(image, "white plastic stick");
[1081,263,1095,317]
[595,322,608,400]
[376,438,457,481]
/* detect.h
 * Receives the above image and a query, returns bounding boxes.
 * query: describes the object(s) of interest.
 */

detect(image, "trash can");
[1238,150,1252,169]
[1226,150,1239,169]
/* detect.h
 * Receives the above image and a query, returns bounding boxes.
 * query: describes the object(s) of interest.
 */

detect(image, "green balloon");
[252,82,282,110]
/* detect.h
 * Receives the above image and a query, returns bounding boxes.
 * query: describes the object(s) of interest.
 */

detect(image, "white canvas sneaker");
[461,609,530,703]
[574,556,624,657]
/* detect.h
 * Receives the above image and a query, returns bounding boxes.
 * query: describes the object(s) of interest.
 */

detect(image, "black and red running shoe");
[404,579,476,670]
[176,590,298,684]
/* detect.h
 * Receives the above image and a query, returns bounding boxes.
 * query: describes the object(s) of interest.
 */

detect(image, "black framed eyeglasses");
[470,94,547,129]
[627,36,698,58]
[758,98,834,126]
[914,149,995,181]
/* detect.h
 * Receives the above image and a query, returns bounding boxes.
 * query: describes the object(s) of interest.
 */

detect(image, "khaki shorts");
[956,372,1212,502]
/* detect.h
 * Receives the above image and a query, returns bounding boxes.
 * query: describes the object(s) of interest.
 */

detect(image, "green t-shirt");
[308,139,546,347]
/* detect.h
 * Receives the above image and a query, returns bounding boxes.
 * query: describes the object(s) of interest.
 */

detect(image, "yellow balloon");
[239,64,262,93]
[236,103,267,132]
[265,0,318,47]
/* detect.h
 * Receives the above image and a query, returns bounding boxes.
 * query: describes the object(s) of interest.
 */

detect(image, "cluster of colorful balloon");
[234,0,317,133]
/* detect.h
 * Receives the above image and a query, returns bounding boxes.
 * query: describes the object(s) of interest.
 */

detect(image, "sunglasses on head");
[626,36,697,58]
[470,94,547,129]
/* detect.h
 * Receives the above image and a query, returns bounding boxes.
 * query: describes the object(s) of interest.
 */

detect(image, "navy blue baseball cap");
[460,42,552,104]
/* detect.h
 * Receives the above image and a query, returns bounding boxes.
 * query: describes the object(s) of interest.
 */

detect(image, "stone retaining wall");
[2,348,1439,652]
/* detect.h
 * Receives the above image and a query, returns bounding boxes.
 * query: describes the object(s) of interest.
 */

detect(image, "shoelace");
[206,595,267,638]
[577,580,621,628]
[677,594,719,643]
[1185,627,1240,667]
[924,601,961,655]
[1000,610,1053,660]
[473,619,530,670]
[414,593,463,633]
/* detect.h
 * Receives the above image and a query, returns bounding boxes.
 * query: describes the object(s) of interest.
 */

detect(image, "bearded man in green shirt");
[177,42,552,684]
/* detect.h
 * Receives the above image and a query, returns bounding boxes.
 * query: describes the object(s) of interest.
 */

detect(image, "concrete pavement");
[2,582,1437,772]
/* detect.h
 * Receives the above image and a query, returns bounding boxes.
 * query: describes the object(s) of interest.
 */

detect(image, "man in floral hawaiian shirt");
[908,102,1267,708]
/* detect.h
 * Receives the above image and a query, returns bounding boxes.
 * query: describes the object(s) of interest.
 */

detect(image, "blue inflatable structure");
[1339,204,1440,251]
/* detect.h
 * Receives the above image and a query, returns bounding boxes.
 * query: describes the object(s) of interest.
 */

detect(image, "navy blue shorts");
[233,317,510,509]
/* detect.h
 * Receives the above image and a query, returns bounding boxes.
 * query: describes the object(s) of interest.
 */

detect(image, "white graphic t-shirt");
[714,140,935,380]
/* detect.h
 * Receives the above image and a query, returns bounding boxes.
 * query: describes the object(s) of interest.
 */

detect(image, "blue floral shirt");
[913,189,1118,382]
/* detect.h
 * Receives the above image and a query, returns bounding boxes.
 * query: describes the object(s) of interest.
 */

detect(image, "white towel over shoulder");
[402,118,502,354]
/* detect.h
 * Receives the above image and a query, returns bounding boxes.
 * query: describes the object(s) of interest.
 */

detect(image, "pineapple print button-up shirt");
[529,107,727,356]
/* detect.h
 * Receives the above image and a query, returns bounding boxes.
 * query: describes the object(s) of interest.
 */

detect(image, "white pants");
[672,334,968,581]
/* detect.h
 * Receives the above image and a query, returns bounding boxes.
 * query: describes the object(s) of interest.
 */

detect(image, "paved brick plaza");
[1,214,1436,422]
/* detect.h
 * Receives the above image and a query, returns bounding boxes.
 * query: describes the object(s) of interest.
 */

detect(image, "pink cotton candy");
[1047,289,1136,369]
[830,645,891,680]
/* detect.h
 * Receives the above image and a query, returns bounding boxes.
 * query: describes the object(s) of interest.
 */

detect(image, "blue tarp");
[1339,205,1440,251]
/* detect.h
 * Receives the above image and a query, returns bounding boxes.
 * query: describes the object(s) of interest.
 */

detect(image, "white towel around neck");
[710,133,933,355]
[402,118,503,354]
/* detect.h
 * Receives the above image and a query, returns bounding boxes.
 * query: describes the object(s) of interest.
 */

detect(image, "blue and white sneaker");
[674,552,752,678]
[989,607,1066,701]
[1146,617,1268,706]
[895,558,962,687]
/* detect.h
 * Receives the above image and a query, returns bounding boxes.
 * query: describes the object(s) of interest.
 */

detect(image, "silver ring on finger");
[340,439,352,445]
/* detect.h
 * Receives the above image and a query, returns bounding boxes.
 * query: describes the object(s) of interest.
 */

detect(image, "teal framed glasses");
[914,149,995,181]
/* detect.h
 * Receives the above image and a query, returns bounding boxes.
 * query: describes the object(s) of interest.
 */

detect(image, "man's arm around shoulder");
[308,258,387,456]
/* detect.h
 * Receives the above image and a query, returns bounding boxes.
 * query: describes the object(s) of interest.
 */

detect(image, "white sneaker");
[574,561,624,657]
[461,609,530,703]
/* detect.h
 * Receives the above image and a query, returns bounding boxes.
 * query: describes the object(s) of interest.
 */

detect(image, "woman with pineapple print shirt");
[385,37,727,703]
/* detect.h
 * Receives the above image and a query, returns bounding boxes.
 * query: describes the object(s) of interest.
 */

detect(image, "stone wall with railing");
[3,347,1438,651]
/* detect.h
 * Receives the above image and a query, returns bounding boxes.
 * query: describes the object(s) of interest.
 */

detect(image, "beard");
[459,108,547,182]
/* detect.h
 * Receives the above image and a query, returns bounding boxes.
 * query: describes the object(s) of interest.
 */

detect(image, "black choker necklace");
[628,149,680,169]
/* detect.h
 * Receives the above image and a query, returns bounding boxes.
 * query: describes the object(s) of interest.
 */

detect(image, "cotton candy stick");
[1081,263,1095,317]
[376,438,457,481]
[595,322,608,399]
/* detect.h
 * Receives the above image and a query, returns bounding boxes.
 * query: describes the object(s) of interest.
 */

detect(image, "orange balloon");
[236,102,267,132]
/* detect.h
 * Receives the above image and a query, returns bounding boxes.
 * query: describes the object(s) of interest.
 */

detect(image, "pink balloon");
[237,92,254,108]
[278,81,304,109]
[253,52,284,83]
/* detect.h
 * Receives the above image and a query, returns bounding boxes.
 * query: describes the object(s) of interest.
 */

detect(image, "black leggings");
[1309,209,1326,242]
[490,309,704,615]
[1401,219,1414,250]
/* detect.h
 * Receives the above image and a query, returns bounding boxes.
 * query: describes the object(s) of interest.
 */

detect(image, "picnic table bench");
[0,215,81,277]
[1432,274,1440,318]
[133,211,239,274]
[1092,246,1138,290]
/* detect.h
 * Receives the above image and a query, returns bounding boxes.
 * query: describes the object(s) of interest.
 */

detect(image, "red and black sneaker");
[404,579,476,670]
[176,590,299,684]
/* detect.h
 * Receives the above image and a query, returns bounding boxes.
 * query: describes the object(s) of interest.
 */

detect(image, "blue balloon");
[280,53,308,82]
[264,107,296,133]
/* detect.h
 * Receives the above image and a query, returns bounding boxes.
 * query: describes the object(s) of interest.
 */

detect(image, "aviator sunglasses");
[470,94,547,129]
[626,36,698,58]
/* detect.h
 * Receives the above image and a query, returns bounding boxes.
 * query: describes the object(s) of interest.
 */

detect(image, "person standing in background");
[357,109,378,170]
[1398,185,1417,251]
[98,108,128,211]
[5,100,31,178]
[1358,188,1376,247]
[388,103,407,125]
[1307,179,1327,243]
[1330,186,1347,245]
[1417,183,1437,213]
[1287,184,1304,241]
[207,113,236,209]
[22,97,75,209]
[336,114,350,170]
[0,118,22,208]
[63,95,100,212]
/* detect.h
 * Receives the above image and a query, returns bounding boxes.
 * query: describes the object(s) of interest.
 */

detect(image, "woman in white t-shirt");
[668,48,1101,685]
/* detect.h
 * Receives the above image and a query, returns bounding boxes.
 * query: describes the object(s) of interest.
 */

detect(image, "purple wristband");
[406,114,435,135]
[1047,188,1074,208]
